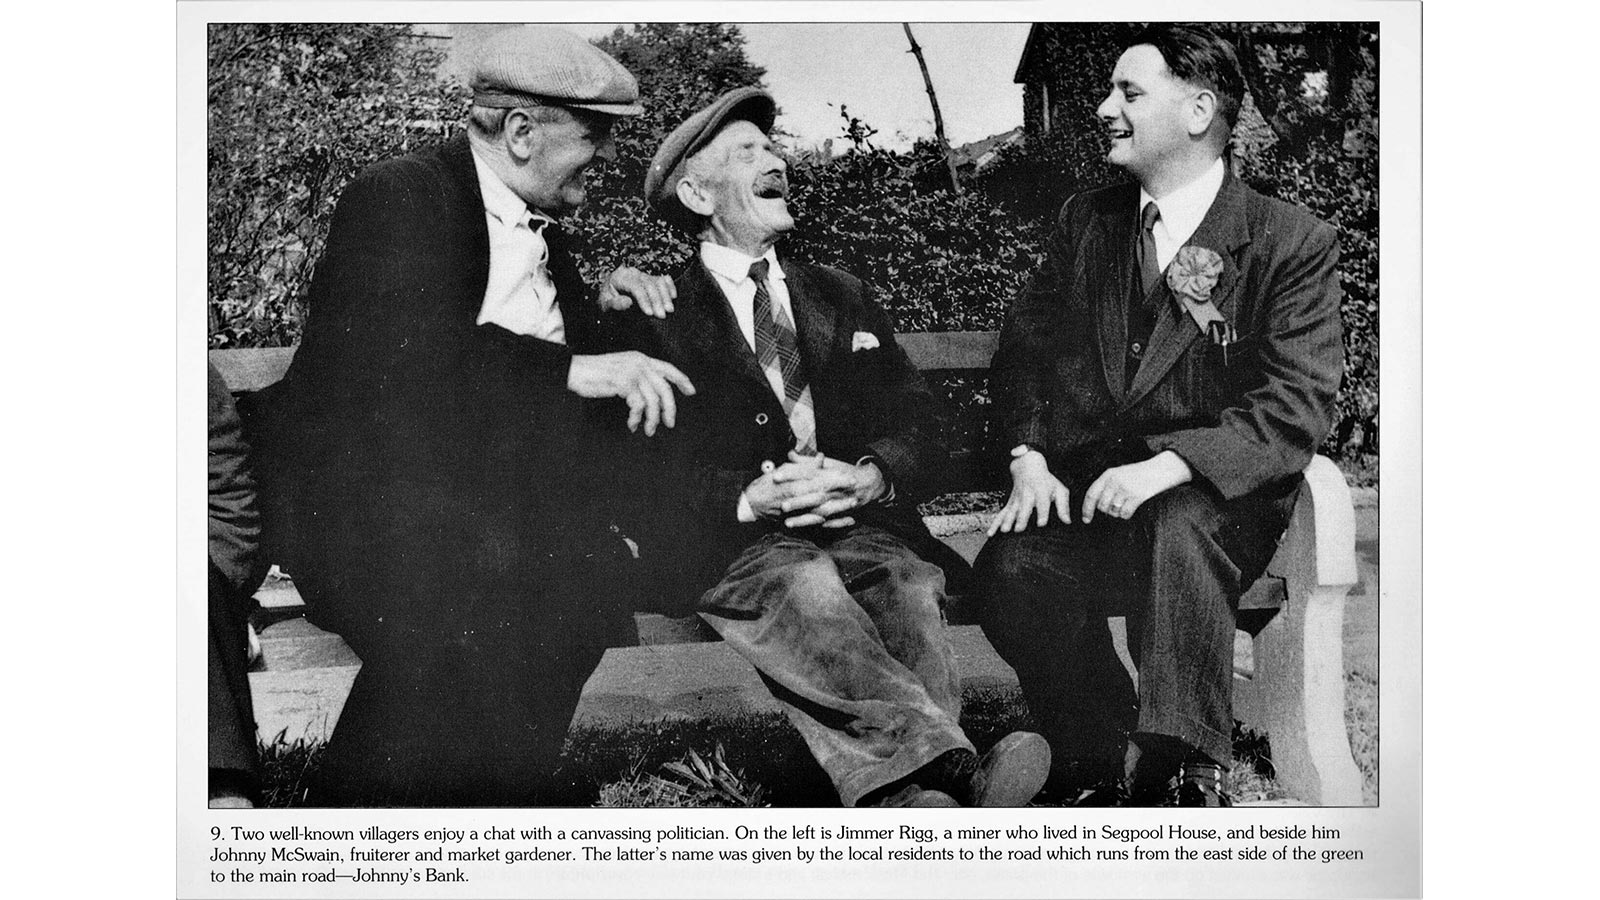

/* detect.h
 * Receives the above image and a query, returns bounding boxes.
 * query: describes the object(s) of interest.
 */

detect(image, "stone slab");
[571,625,1021,732]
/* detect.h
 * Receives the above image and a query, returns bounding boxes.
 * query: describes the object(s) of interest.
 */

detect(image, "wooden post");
[902,23,962,195]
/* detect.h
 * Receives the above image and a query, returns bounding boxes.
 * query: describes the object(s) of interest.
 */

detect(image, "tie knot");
[748,259,770,283]
[1140,201,1161,233]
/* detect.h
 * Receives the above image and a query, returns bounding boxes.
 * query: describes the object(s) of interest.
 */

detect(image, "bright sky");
[563,23,1033,151]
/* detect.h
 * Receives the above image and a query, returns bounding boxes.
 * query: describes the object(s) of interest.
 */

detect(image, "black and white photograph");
[177,2,1421,896]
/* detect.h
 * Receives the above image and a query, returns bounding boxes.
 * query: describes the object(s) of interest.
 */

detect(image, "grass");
[256,729,323,808]
[596,743,768,808]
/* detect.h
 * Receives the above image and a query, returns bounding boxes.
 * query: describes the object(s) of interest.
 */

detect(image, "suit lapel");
[440,136,493,323]
[782,262,842,390]
[1121,173,1252,412]
[679,261,774,395]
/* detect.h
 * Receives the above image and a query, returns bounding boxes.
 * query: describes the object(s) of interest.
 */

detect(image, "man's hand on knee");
[567,351,696,436]
[1080,451,1193,524]
[989,448,1071,535]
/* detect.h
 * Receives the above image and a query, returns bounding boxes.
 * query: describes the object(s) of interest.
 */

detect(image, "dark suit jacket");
[255,134,627,643]
[990,172,1343,501]
[617,256,967,610]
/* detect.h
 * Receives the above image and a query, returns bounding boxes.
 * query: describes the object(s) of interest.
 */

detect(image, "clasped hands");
[986,448,1193,536]
[745,451,887,530]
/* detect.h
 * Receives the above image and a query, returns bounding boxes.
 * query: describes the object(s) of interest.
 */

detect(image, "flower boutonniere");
[1166,245,1237,363]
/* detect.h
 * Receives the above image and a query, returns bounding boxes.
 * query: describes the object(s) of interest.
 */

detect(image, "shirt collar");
[470,146,553,230]
[1138,156,1226,243]
[699,241,785,285]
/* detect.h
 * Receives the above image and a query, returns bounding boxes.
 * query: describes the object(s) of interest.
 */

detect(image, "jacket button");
[1129,341,1144,359]
[755,413,769,425]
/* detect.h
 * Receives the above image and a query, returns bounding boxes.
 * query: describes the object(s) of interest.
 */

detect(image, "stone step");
[248,617,1023,745]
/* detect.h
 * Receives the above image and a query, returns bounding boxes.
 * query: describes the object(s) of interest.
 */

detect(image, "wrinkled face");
[521,110,616,216]
[1096,44,1199,181]
[692,120,793,253]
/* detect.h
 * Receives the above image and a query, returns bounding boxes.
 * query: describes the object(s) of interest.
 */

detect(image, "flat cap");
[645,86,777,218]
[469,27,642,117]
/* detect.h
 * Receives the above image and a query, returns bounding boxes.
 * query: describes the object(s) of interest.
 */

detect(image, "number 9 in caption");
[212,827,222,841]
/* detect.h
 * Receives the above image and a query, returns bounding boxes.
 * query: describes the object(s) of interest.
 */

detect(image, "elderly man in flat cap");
[255,27,692,806]
[614,87,1051,807]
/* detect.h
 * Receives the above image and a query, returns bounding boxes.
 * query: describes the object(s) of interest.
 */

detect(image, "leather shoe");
[1128,775,1180,807]
[873,785,961,808]
[964,731,1052,807]
[1177,763,1232,807]
[1036,758,1127,806]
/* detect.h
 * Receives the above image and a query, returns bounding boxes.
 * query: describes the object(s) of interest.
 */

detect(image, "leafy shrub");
[1238,135,1378,458]
[783,134,1041,333]
[207,24,463,349]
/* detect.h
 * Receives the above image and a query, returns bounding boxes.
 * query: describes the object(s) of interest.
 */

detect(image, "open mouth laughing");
[754,174,788,200]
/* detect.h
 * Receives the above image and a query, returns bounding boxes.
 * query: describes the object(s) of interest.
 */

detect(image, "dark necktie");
[749,260,817,454]
[1137,200,1162,300]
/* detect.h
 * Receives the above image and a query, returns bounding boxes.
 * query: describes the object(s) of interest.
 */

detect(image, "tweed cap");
[645,87,777,218]
[469,27,643,116]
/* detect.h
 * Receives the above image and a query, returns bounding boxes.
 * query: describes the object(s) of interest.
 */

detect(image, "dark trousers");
[305,540,636,807]
[974,481,1296,770]
[209,561,260,798]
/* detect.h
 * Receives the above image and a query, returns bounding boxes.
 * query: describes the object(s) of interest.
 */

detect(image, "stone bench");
[211,339,1363,805]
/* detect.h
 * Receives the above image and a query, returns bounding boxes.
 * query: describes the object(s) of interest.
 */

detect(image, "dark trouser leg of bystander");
[974,524,1136,791]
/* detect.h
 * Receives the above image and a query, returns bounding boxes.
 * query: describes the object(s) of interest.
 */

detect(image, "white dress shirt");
[1139,157,1226,270]
[699,241,794,358]
[471,149,565,343]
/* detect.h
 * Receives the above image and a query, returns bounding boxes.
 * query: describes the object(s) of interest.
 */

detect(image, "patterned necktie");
[749,260,817,455]
[1137,200,1163,300]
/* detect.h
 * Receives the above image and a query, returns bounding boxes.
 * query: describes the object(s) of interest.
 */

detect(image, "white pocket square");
[851,332,881,351]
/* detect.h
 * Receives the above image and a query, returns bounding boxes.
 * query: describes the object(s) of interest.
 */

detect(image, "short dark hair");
[1128,24,1246,131]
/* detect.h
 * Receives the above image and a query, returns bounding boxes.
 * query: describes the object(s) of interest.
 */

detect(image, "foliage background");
[207,22,1378,463]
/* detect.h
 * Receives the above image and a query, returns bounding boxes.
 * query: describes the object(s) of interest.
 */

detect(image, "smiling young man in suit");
[618,87,1050,808]
[975,25,1344,806]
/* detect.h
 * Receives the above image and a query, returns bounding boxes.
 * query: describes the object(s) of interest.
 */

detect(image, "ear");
[1187,90,1218,138]
[676,175,715,217]
[503,108,542,161]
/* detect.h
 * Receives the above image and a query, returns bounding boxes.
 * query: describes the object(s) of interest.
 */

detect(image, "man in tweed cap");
[258,26,692,806]
[616,87,1051,807]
